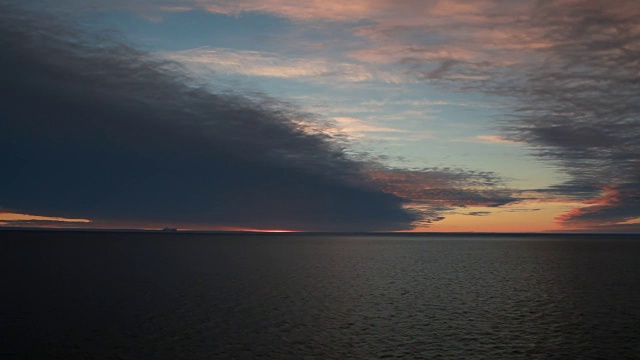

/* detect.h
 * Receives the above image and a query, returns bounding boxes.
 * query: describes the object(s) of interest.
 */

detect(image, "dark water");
[3,231,640,359]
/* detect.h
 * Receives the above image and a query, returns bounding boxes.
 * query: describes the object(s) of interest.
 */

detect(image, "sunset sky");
[1,0,639,232]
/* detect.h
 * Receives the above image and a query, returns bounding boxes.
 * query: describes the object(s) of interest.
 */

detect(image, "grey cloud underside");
[0,6,419,231]
[500,208,540,213]
[463,212,492,217]
[570,223,640,234]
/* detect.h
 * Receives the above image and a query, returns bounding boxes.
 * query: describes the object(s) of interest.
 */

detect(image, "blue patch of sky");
[79,10,297,52]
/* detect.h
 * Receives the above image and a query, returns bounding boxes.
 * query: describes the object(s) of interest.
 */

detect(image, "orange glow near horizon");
[0,203,602,233]
[410,201,589,233]
[0,212,91,223]
[211,226,298,233]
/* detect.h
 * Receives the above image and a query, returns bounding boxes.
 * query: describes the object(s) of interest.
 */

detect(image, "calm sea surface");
[3,231,640,359]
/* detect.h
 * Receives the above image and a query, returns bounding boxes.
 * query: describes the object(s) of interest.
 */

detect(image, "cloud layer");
[0,5,420,231]
[492,1,640,228]
[10,1,635,230]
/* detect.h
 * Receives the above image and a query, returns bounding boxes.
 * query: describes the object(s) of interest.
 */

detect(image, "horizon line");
[2,226,639,237]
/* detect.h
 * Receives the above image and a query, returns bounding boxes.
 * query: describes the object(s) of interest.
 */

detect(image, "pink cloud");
[555,186,627,226]
[198,0,379,21]
[163,47,405,83]
[474,135,521,144]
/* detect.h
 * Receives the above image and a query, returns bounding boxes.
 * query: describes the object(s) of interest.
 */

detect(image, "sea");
[3,230,640,359]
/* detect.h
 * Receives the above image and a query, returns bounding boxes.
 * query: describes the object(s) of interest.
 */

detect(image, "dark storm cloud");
[0,4,419,231]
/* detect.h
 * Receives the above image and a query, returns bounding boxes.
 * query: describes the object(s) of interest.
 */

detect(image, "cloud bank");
[0,5,420,231]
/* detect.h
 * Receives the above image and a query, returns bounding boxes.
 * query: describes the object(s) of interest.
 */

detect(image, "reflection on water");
[5,232,640,358]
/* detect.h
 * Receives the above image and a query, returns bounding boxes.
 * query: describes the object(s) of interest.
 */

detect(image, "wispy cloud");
[362,99,496,108]
[163,47,404,83]
[462,211,492,216]
[366,166,518,225]
[199,0,377,22]
[331,117,408,135]
[473,135,521,145]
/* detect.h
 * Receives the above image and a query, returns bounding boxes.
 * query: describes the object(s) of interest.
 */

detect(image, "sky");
[1,0,639,232]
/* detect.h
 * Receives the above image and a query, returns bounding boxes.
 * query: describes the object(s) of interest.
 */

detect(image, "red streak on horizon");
[555,186,622,225]
[215,226,297,233]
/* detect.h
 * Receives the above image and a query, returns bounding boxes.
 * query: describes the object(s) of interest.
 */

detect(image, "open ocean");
[3,231,640,359]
